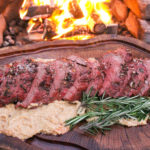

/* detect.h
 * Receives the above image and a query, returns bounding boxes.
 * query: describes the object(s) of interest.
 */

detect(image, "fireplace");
[0,0,150,48]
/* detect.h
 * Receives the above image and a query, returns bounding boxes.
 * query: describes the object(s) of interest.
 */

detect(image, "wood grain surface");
[0,35,150,150]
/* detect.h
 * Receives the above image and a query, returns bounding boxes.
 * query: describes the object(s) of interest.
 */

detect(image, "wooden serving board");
[0,35,150,150]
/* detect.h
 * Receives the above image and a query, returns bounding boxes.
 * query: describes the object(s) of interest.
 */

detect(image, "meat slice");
[122,59,148,96]
[140,59,150,96]
[86,58,103,96]
[63,56,91,101]
[17,60,53,108]
[0,68,4,107]
[17,59,38,101]
[49,58,76,100]
[0,59,38,106]
[99,48,133,97]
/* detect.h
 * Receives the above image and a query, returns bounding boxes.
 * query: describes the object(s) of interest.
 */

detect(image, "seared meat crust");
[0,48,149,108]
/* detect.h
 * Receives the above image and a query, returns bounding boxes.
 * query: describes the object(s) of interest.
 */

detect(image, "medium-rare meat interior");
[0,48,149,108]
[0,59,38,107]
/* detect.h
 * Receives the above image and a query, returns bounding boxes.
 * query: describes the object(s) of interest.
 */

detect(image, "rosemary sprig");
[66,91,150,134]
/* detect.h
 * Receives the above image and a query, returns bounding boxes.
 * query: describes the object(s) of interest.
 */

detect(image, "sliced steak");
[99,52,125,97]
[122,59,148,96]
[0,59,38,106]
[99,48,133,97]
[49,58,76,100]
[0,49,149,108]
[0,68,5,106]
[63,56,91,101]
[140,59,150,96]
[86,58,103,96]
[17,60,53,108]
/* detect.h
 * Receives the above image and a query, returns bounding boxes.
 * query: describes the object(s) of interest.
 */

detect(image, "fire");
[20,0,51,19]
[20,0,112,40]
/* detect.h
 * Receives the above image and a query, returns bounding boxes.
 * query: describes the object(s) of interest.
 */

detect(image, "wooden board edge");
[0,35,150,57]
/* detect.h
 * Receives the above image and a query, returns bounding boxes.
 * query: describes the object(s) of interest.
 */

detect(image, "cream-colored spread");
[119,116,149,127]
[0,99,148,140]
[0,101,80,140]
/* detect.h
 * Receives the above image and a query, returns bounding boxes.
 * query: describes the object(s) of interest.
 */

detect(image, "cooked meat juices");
[0,48,149,108]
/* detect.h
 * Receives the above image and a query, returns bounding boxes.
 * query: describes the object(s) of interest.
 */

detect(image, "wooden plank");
[124,0,150,19]
[2,125,150,150]
[0,134,41,150]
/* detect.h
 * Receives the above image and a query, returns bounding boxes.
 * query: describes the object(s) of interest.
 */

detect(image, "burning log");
[91,13,100,23]
[26,33,43,41]
[61,25,90,38]
[68,0,84,19]
[62,18,74,29]
[124,0,150,19]
[90,23,118,35]
[92,23,107,34]
[60,24,106,38]
[26,22,118,41]
[60,23,118,39]
[43,19,56,40]
[28,19,44,34]
[24,5,55,20]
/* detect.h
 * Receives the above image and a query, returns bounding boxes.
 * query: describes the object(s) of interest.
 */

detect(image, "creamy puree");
[0,101,80,140]
[119,116,149,127]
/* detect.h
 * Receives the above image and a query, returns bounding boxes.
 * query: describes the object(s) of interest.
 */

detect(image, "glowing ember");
[20,0,112,40]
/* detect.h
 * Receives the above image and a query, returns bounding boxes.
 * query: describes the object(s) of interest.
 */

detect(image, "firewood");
[0,14,6,46]
[26,19,44,34]
[24,6,55,20]
[90,23,118,35]
[3,0,23,23]
[62,18,74,29]
[0,0,8,13]
[24,33,43,41]
[92,23,106,34]
[125,12,141,38]
[60,23,118,38]
[139,19,150,43]
[106,24,118,35]
[124,0,150,19]
[111,0,128,21]
[43,19,56,39]
[61,25,90,38]
[68,0,84,19]
[90,22,106,34]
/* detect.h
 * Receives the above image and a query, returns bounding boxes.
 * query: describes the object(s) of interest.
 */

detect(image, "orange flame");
[20,0,112,40]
